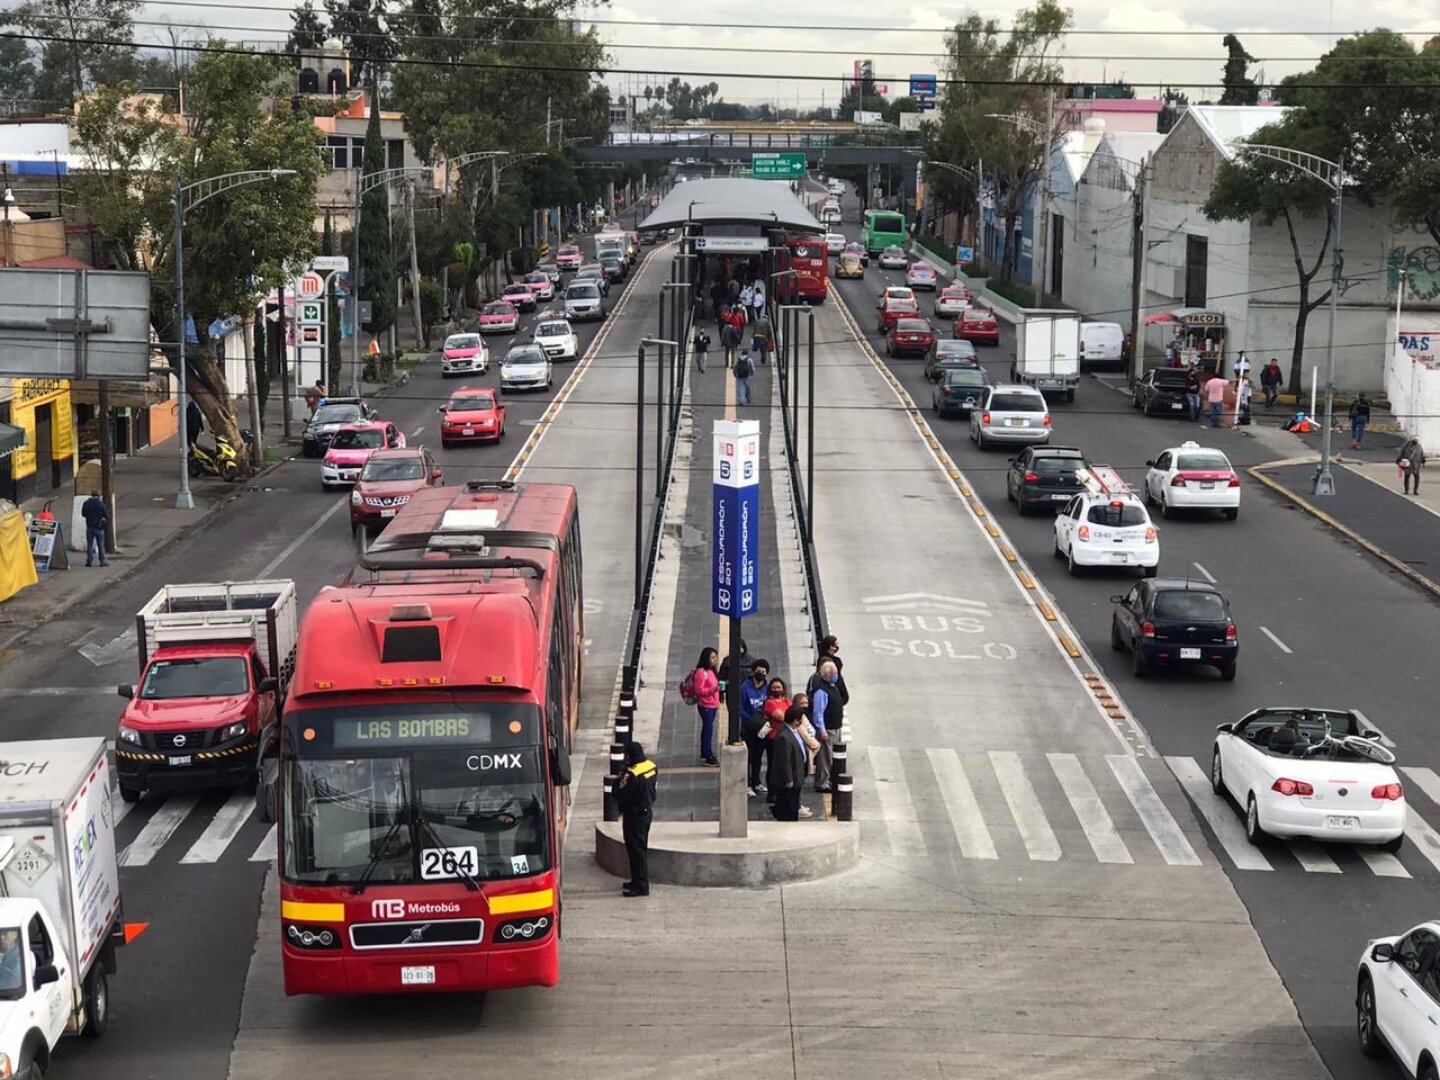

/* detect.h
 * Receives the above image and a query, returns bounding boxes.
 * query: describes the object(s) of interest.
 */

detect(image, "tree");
[358,79,396,341]
[324,0,394,89]
[287,0,328,54]
[72,49,324,449]
[1204,115,1334,396]
[933,0,1071,283]
[1220,34,1259,106]
[7,0,142,104]
[0,30,38,103]
[1157,87,1188,134]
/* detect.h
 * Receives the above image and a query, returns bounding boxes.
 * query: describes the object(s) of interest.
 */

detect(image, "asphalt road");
[825,195,1440,1079]
[0,222,653,1080]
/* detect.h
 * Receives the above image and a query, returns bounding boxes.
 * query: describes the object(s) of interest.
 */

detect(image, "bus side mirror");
[550,745,572,787]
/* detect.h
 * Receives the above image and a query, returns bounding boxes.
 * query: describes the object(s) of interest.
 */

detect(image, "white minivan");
[1079,321,1125,368]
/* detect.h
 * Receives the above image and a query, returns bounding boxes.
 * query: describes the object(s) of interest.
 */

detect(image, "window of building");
[325,136,349,171]
[1185,235,1208,308]
[387,139,405,171]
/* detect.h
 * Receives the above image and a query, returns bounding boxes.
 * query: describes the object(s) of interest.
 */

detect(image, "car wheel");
[119,783,140,804]
[1110,619,1124,652]
[1064,388,1075,403]
[1160,494,1173,519]
[1131,644,1147,677]
[441,438,451,449]
[1223,507,1239,521]
[1143,565,1158,579]
[1132,395,1141,410]
[1219,661,1237,682]
[1382,832,1405,854]
[1245,794,1267,844]
[82,966,108,1038]
[1067,544,1081,577]
[1420,1060,1439,1080]
[1356,976,1385,1058]
[1053,534,1064,559]
[1143,484,1155,506]
[1210,748,1225,796]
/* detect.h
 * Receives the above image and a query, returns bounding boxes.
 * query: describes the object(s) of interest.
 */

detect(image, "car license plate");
[1180,648,1201,660]
[1109,553,1128,563]
[1052,493,1069,500]
[169,755,192,766]
[1326,816,1360,830]
[1171,403,1183,410]
[1007,418,1027,427]
[462,427,474,435]
[380,509,396,518]
[1200,481,1215,489]
[401,965,436,986]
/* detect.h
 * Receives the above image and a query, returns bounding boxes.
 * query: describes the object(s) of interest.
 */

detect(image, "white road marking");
[1191,562,1217,584]
[259,498,347,577]
[1166,756,1272,871]
[112,790,136,828]
[1107,756,1201,866]
[1403,804,1440,874]
[1359,849,1411,878]
[926,748,997,860]
[1048,753,1132,864]
[867,746,928,856]
[1258,626,1293,654]
[1287,840,1342,873]
[10,686,116,696]
[250,825,277,863]
[120,795,200,866]
[989,750,1060,861]
[180,791,256,864]
[410,425,425,437]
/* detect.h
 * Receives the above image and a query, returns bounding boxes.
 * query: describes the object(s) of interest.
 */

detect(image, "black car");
[302,397,375,457]
[932,369,989,417]
[599,255,627,283]
[925,340,980,382]
[1005,446,1087,514]
[1133,368,1191,416]
[1110,579,1238,680]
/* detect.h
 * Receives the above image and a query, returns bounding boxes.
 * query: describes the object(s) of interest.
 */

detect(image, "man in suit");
[769,706,810,822]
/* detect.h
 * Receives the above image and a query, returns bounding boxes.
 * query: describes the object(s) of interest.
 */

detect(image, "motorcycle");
[187,432,245,482]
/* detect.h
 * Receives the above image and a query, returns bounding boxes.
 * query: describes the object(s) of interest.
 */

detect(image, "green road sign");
[751,152,807,180]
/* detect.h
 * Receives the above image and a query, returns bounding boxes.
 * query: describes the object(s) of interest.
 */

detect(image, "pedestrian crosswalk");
[854,748,1440,881]
[112,789,276,869]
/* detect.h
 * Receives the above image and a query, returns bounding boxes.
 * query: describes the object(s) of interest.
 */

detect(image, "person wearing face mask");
[739,658,772,796]
[809,660,843,794]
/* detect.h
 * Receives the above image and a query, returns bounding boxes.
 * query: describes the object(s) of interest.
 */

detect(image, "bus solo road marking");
[871,639,1017,660]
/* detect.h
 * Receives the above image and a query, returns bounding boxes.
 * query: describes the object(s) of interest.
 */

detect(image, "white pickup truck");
[1011,309,1082,402]
[0,738,123,1080]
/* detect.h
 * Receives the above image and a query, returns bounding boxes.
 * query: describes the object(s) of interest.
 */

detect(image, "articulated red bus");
[275,480,582,995]
[776,233,828,304]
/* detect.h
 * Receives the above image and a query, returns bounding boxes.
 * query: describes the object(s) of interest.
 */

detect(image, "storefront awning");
[0,422,25,460]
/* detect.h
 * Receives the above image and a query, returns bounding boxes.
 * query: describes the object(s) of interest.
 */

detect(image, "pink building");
[1057,98,1163,134]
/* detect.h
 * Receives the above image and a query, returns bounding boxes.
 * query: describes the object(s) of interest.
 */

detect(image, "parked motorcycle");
[188,434,243,482]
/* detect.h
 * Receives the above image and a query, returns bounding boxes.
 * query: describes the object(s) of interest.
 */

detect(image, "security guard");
[615,741,658,897]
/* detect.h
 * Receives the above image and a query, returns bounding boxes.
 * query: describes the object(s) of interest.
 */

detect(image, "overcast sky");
[116,0,1440,110]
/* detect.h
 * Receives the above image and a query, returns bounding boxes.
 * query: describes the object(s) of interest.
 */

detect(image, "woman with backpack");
[682,647,721,767]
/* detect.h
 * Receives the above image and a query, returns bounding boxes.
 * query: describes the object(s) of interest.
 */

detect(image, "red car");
[956,305,1000,345]
[886,317,937,358]
[438,387,506,447]
[878,296,920,333]
[349,447,443,537]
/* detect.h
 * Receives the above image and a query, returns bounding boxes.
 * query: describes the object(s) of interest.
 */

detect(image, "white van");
[1079,321,1125,368]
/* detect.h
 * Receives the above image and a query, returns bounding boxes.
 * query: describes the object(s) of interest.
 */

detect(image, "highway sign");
[311,255,349,272]
[751,152,806,180]
[956,245,975,266]
[910,73,938,112]
[297,301,323,326]
[296,272,324,299]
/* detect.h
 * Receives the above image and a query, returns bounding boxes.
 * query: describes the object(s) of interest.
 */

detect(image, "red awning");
[1143,312,1178,326]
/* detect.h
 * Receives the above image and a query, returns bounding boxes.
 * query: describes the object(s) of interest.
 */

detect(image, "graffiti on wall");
[1387,246,1440,302]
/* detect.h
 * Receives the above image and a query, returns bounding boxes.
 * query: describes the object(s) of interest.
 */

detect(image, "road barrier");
[602,774,619,821]
[833,773,853,822]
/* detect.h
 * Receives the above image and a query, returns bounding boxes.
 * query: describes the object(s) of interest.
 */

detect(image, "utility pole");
[1128,160,1151,384]
[1315,160,1345,496]
[406,180,424,352]
[348,175,363,395]
[1034,89,1055,303]
[545,95,552,148]
[244,313,264,466]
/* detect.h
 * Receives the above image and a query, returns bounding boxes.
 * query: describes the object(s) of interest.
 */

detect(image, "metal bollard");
[603,774,619,821]
[833,773,853,821]
[614,717,632,744]
[609,742,626,776]
[618,694,635,723]
[831,742,847,778]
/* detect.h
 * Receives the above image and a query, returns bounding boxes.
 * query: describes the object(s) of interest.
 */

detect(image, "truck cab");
[114,581,297,804]
[0,898,84,1077]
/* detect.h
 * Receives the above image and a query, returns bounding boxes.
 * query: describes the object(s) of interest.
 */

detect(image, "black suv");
[1110,579,1238,679]
[302,397,376,457]
[1006,446,1087,514]
[1133,368,1191,416]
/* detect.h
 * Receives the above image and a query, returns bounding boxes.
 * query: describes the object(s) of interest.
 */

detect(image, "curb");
[1247,463,1440,602]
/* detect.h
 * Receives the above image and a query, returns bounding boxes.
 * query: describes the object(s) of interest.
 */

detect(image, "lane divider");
[827,280,1154,758]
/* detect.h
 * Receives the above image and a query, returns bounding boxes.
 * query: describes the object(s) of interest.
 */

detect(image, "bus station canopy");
[639,178,822,232]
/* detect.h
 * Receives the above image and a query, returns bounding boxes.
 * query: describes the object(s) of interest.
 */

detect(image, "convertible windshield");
[330,429,383,450]
[141,657,248,699]
[361,457,424,482]
[284,748,550,885]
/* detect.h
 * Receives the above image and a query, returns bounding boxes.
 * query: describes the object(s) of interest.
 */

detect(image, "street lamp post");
[172,167,296,509]
[1233,143,1346,495]
[923,160,985,267]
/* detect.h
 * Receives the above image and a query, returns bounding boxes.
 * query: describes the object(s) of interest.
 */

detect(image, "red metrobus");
[274,480,583,995]
[776,233,828,304]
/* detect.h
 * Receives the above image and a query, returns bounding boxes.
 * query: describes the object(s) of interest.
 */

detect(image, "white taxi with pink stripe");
[1143,441,1241,520]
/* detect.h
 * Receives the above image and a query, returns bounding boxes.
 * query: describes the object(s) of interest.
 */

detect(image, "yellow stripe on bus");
[488,889,554,915]
[281,901,346,923]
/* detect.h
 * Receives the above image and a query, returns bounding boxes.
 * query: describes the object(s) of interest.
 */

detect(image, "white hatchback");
[825,232,846,254]
[1358,921,1440,1076]
[1143,441,1241,520]
[1054,491,1159,576]
[532,318,579,360]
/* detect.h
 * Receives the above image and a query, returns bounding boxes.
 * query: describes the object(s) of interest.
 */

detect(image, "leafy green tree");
[358,80,396,338]
[0,29,39,103]
[1204,116,1334,396]
[1220,34,1259,106]
[288,0,328,54]
[324,0,394,89]
[72,49,324,447]
[8,0,142,104]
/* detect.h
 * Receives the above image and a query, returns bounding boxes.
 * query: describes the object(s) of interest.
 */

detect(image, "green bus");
[860,209,907,255]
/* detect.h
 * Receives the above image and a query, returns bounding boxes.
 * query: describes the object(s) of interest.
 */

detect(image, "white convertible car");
[1211,707,1404,850]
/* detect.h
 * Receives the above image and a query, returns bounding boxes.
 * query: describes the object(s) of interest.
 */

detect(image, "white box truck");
[1012,309,1082,401]
[0,738,123,1079]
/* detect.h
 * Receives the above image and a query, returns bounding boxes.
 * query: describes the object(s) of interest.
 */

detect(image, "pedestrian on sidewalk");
[186,398,204,448]
[1233,351,1251,381]
[750,281,766,324]
[809,660,842,793]
[756,676,790,800]
[1237,375,1253,426]
[740,283,755,323]
[720,314,741,370]
[693,327,711,373]
[691,647,720,767]
[304,380,326,415]
[1204,374,1227,428]
[615,741,658,897]
[1349,393,1371,449]
[752,310,773,366]
[81,491,109,567]
[733,351,754,406]
[1184,363,1202,421]
[1260,359,1283,409]
[1399,436,1426,495]
[717,637,753,687]
[739,659,772,796]
[807,635,850,706]
[768,706,810,822]
[791,691,817,817]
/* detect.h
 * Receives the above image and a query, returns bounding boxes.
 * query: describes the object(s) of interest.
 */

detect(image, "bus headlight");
[285,924,341,950]
[493,914,552,943]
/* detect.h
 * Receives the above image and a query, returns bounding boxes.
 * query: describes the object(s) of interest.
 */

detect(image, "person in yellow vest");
[615,742,658,897]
